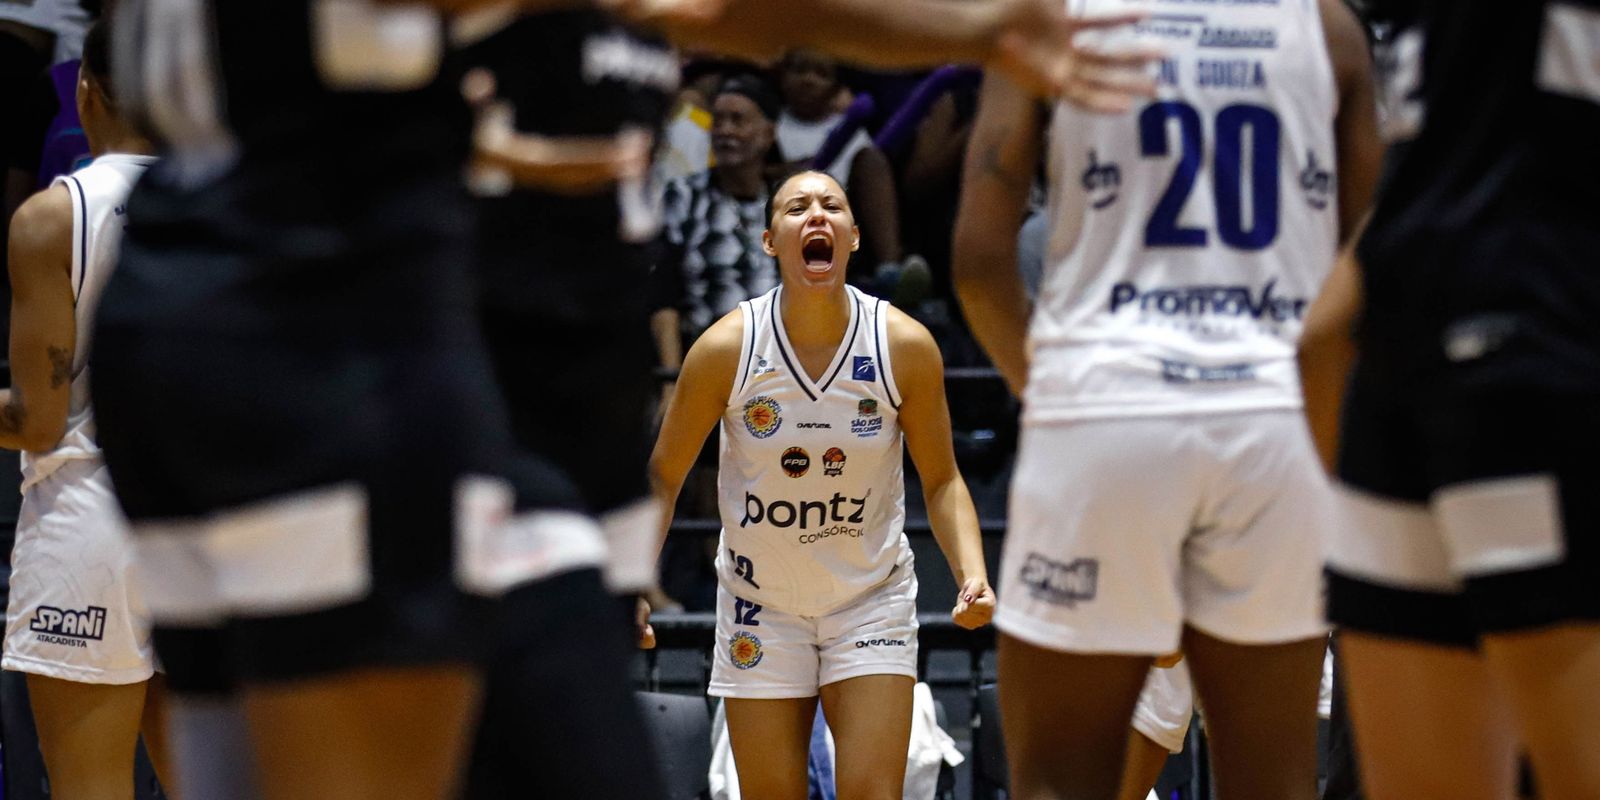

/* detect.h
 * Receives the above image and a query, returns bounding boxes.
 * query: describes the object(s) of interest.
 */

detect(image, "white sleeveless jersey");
[717,285,910,617]
[21,154,156,490]
[1028,0,1339,422]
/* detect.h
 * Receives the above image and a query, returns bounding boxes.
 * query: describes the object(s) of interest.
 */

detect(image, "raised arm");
[888,307,994,630]
[654,0,1158,106]
[0,185,78,453]
[952,73,1048,397]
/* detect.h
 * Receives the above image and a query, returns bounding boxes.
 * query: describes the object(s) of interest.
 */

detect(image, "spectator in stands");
[774,50,909,293]
[651,73,782,375]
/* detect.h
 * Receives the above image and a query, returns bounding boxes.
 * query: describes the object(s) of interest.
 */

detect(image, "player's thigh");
[997,633,1152,800]
[820,674,915,800]
[242,665,481,800]
[1341,632,1518,800]
[1181,628,1323,800]
[1480,623,1600,800]
[1116,728,1172,800]
[723,696,816,800]
[26,674,147,797]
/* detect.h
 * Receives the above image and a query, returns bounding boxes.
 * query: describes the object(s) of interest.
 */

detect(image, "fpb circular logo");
[730,631,764,669]
[823,447,846,477]
[743,396,783,439]
[781,447,810,478]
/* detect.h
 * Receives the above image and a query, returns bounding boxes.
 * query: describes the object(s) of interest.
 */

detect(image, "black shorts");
[1327,348,1600,647]
[479,300,655,518]
[92,309,602,693]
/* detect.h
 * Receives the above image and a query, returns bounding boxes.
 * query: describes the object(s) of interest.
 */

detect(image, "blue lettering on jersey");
[852,356,876,382]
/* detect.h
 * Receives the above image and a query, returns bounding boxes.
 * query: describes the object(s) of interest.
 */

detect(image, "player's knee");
[833,773,903,800]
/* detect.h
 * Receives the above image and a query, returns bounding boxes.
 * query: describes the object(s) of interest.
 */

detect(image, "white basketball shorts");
[4,458,154,684]
[997,411,1330,654]
[709,556,918,699]
[1133,661,1193,754]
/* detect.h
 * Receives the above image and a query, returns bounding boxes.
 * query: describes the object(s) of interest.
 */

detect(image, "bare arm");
[888,307,994,629]
[0,185,77,453]
[952,74,1046,397]
[1298,0,1383,473]
[1323,0,1382,246]
[647,309,741,559]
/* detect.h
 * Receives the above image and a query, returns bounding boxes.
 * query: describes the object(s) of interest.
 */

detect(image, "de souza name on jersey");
[740,489,870,545]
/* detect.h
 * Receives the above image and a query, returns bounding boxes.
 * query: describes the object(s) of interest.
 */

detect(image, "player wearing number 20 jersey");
[1029,0,1338,421]
[1000,0,1341,657]
[955,0,1380,795]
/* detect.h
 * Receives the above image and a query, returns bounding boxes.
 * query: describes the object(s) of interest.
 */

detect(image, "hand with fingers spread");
[952,577,997,630]
[990,1,1162,110]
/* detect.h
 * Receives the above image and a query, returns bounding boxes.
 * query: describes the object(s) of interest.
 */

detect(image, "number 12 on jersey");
[1140,101,1281,251]
[733,597,763,626]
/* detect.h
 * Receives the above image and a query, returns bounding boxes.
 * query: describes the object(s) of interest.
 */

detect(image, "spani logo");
[730,631,764,669]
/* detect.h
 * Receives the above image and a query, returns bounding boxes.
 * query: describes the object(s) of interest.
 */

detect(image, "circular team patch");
[781,447,810,477]
[730,631,764,670]
[743,396,783,439]
[823,447,846,477]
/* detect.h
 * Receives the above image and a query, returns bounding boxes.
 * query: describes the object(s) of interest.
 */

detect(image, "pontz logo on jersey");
[730,631,764,670]
[823,447,846,477]
[852,356,877,382]
[29,605,107,647]
[854,638,908,649]
[781,447,811,478]
[1108,280,1307,323]
[743,396,783,439]
[741,490,869,544]
[1081,149,1121,209]
[1018,554,1098,608]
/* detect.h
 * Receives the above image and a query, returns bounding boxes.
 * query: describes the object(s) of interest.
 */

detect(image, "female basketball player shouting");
[649,170,993,799]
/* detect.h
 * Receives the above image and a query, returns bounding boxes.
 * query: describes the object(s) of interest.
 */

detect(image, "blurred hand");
[990,1,1162,111]
[952,577,997,630]
[636,596,657,649]
[604,0,726,29]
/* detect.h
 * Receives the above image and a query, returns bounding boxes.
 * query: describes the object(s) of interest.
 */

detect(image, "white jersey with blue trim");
[1027,0,1339,422]
[22,154,157,490]
[717,285,911,617]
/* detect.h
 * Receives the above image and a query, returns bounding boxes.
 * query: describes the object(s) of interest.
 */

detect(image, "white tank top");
[21,154,156,491]
[716,285,910,617]
[1027,0,1339,422]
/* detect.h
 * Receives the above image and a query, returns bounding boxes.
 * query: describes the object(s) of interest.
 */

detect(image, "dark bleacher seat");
[973,683,1008,799]
[637,691,713,800]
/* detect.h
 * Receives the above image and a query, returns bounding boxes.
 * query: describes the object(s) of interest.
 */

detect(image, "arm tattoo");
[0,401,24,436]
[47,345,71,389]
[977,125,1031,191]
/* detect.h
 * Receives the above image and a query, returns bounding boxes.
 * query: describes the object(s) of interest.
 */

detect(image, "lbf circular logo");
[730,631,764,669]
[743,396,783,438]
[781,447,810,477]
[823,447,846,477]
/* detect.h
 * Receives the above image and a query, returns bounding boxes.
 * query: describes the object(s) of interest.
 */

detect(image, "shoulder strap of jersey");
[50,173,88,304]
[731,296,757,403]
[870,295,903,409]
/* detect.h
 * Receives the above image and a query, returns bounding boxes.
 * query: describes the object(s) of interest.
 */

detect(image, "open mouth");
[802,233,834,272]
